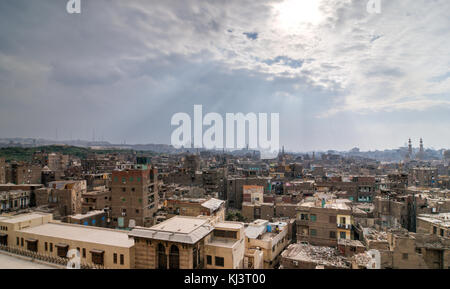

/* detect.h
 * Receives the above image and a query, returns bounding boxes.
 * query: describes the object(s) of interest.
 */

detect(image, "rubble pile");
[284,244,350,268]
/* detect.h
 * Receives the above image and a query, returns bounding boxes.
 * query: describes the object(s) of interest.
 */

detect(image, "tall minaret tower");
[418,138,424,160]
[408,138,413,156]
[405,138,412,161]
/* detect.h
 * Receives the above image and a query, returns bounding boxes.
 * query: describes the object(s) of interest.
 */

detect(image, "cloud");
[0,0,449,151]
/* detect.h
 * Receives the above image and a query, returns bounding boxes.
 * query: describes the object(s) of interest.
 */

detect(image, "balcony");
[337,223,352,230]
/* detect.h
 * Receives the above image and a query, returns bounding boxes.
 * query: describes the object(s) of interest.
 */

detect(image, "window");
[433,226,437,234]
[120,254,124,265]
[131,188,135,192]
[402,253,408,260]
[207,255,212,265]
[340,232,347,239]
[21,238,24,247]
[16,237,19,246]
[91,251,105,266]
[310,214,317,222]
[113,253,117,264]
[300,213,309,220]
[329,216,336,223]
[122,188,126,193]
[329,231,336,239]
[215,256,224,267]
[50,243,53,252]
[82,248,86,258]
[440,229,444,237]
[310,229,317,236]
[340,217,346,224]
[45,242,48,251]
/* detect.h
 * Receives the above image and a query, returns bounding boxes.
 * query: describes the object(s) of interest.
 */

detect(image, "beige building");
[204,222,245,269]
[297,198,353,247]
[129,215,247,269]
[0,213,135,269]
[242,185,264,204]
[244,219,289,268]
[164,197,225,223]
[129,216,214,269]
[417,213,449,238]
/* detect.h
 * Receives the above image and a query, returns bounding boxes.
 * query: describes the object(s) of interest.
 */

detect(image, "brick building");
[111,165,159,228]
[296,199,353,247]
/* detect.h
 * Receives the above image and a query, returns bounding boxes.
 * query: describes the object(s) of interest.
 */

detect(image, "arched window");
[157,243,167,269]
[169,245,180,269]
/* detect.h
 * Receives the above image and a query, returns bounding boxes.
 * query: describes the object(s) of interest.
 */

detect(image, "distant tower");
[408,138,412,156]
[405,138,412,161]
[417,138,424,160]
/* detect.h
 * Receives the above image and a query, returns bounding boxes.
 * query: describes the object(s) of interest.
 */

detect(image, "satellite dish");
[129,219,136,228]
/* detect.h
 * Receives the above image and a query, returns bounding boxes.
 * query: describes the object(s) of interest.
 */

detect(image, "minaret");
[408,138,412,156]
[405,138,412,161]
[417,138,424,160]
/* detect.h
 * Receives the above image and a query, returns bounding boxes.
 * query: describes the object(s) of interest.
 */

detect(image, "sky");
[0,0,449,152]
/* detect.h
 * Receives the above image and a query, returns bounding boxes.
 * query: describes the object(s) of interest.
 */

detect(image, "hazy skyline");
[0,0,449,152]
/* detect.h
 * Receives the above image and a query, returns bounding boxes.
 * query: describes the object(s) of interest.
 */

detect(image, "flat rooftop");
[129,216,214,244]
[69,210,105,220]
[299,201,351,210]
[0,252,56,269]
[19,223,134,248]
[215,222,243,230]
[417,213,450,228]
[0,213,51,224]
[151,216,210,234]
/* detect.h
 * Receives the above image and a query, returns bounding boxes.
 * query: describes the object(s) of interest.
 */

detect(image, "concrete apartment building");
[417,213,449,238]
[35,180,87,219]
[8,163,42,185]
[0,190,31,213]
[245,219,289,268]
[67,210,108,227]
[0,213,135,269]
[111,165,159,228]
[204,222,245,269]
[296,199,353,247]
[409,167,438,187]
[225,176,271,209]
[82,188,111,214]
[164,197,225,223]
